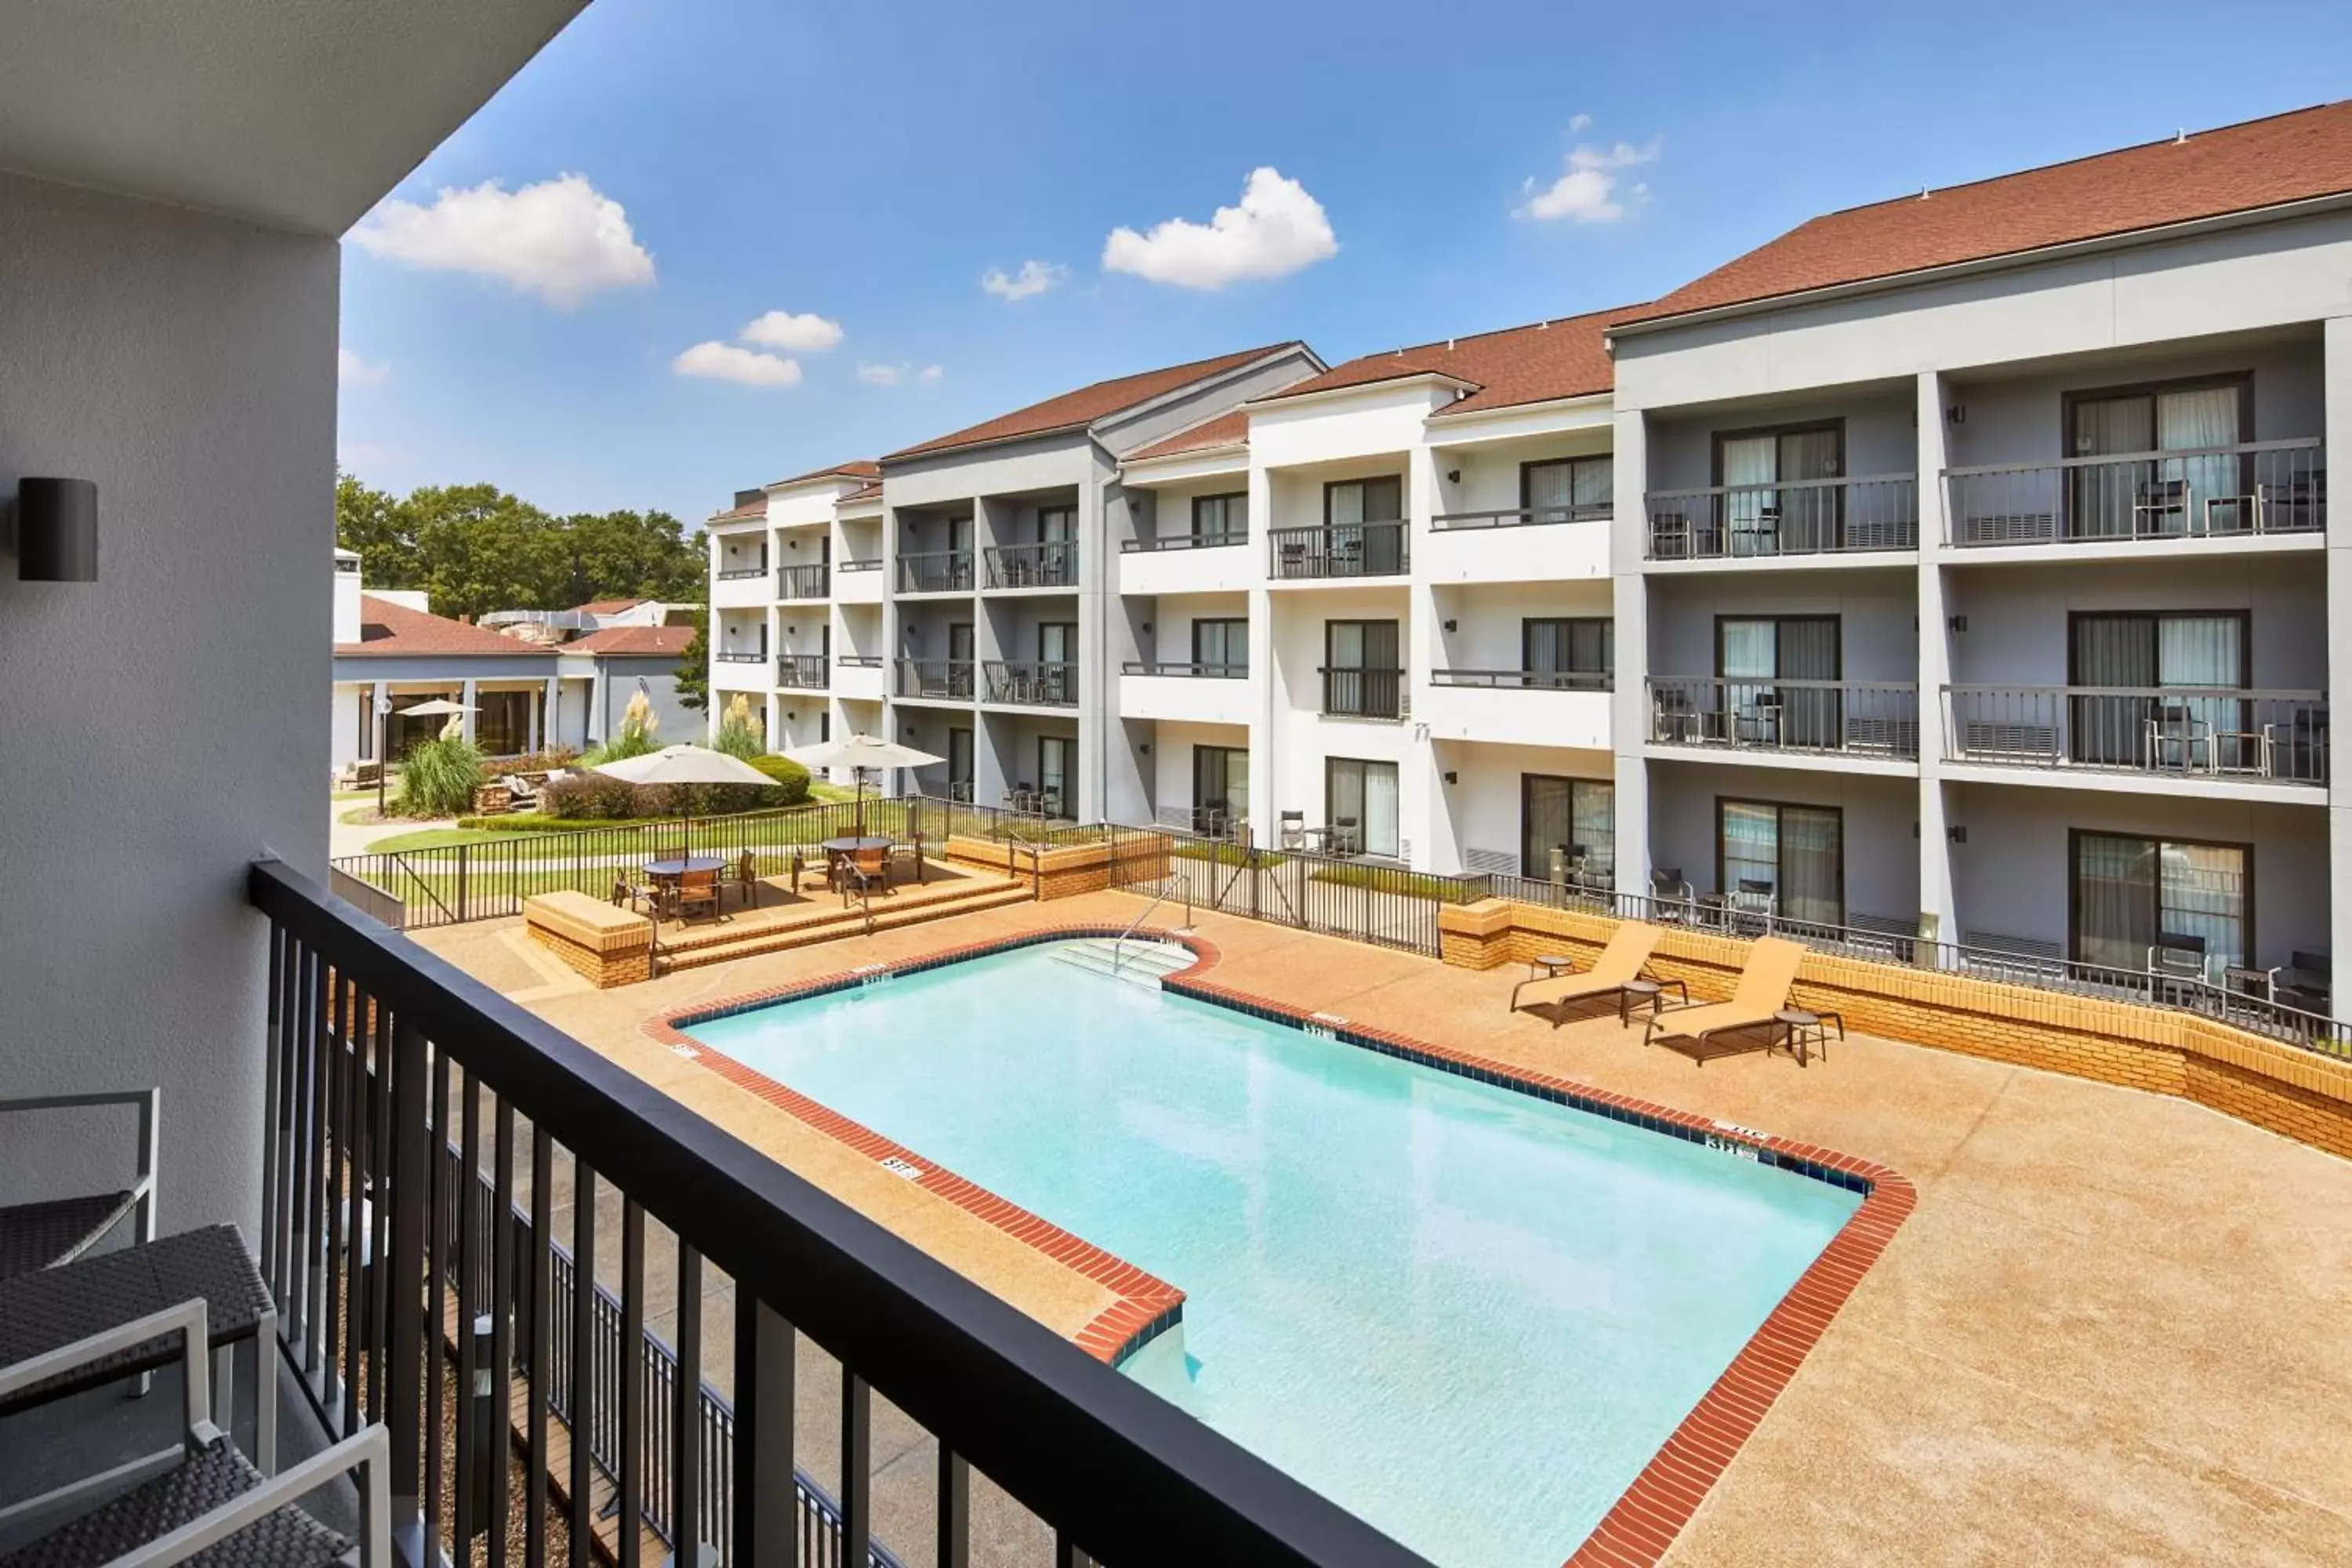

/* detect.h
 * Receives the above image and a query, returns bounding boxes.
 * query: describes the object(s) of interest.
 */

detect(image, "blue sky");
[337,0,2352,528]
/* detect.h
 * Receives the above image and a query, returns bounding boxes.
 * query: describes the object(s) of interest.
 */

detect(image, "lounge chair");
[1510,923,1666,1028]
[0,1299,386,1565]
[1642,936,1809,1064]
[0,1090,158,1281]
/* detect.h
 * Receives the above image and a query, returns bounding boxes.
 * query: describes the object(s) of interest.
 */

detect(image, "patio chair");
[1642,936,1808,1064]
[2276,949,2332,1012]
[500,774,541,811]
[2132,477,2191,536]
[837,845,891,906]
[1650,867,1696,924]
[674,867,724,924]
[0,1299,387,1566]
[1278,811,1308,851]
[729,850,760,909]
[0,1091,158,1281]
[2147,931,2210,1003]
[1510,923,1666,1028]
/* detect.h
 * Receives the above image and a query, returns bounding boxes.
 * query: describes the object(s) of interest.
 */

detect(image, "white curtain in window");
[1573,782,1615,880]
[2074,833,2158,971]
[1361,762,1400,858]
[2159,387,2241,530]
[1720,801,1777,895]
[1328,482,1367,528]
[1779,806,1842,926]
[2071,397,2156,538]
[2161,842,2246,971]
[1721,437,1775,555]
[1527,463,1573,520]
[1572,457,1613,515]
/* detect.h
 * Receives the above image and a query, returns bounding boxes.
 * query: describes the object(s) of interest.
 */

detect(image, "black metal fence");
[1109,827,1483,956]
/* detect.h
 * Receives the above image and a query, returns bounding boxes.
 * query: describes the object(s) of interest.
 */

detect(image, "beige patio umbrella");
[783,734,942,835]
[592,744,776,787]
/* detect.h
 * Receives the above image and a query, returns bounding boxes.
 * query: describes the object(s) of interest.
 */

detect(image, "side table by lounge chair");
[0,1091,158,1282]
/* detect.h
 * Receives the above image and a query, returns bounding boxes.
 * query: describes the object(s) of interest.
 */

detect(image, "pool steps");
[1049,938,1197,988]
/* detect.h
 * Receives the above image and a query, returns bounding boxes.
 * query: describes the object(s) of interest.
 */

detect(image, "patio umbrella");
[592,744,777,787]
[782,734,943,835]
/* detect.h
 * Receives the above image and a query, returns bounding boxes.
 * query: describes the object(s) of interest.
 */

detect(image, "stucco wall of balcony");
[1119,540,1255,596]
[1120,671,1254,727]
[1417,683,1611,749]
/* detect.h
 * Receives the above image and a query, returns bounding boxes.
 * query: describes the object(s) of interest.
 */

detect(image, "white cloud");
[1516,136,1660,224]
[859,362,946,387]
[739,310,844,351]
[673,341,802,387]
[1102,167,1338,290]
[1568,112,1593,132]
[339,441,392,470]
[981,260,1070,301]
[348,173,655,308]
[338,348,389,386]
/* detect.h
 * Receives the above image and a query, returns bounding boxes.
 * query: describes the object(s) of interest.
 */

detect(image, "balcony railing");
[1648,677,1922,758]
[778,563,829,599]
[984,539,1078,589]
[1945,438,2325,546]
[776,653,828,689]
[895,658,974,699]
[1122,660,1248,678]
[837,653,884,667]
[1121,532,1247,553]
[1432,667,1612,691]
[1944,685,2328,782]
[897,550,974,593]
[713,650,768,663]
[1644,474,1918,559]
[1269,521,1408,580]
[1319,666,1405,720]
[837,557,884,574]
[1432,503,1609,531]
[716,559,769,580]
[983,659,1078,706]
[248,858,1424,1568]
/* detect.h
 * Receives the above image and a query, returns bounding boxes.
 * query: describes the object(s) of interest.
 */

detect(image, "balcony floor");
[398,891,2352,1567]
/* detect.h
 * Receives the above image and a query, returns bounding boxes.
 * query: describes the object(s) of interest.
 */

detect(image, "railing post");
[734,1299,796,1567]
[385,1020,431,1560]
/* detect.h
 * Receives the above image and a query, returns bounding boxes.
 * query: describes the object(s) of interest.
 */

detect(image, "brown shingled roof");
[1127,409,1250,463]
[709,495,767,522]
[769,459,881,488]
[837,481,884,504]
[886,343,1302,460]
[573,597,646,615]
[1618,100,2352,328]
[568,625,695,656]
[337,596,549,658]
[1258,307,1624,419]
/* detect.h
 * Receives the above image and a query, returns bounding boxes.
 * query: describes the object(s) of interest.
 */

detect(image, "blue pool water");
[685,943,1860,1567]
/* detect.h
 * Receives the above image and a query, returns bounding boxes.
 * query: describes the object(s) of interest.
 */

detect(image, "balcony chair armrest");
[112,1425,392,1568]
[0,1087,160,1239]
[0,1298,213,1440]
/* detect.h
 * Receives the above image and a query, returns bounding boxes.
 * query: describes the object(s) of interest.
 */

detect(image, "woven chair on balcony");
[0,1092,159,1282]
[0,1299,386,1566]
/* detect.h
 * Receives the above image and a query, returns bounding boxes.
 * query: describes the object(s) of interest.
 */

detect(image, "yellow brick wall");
[1439,898,2352,1160]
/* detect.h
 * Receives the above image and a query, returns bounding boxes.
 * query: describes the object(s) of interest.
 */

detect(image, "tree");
[336,473,416,590]
[673,609,710,712]
[406,484,563,622]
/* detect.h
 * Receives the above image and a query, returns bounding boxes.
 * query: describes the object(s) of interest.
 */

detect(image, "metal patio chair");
[0,1091,158,1282]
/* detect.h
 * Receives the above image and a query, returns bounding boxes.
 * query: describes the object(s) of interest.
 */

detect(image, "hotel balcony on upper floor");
[833,653,887,702]
[1420,667,1612,749]
[1646,677,1921,768]
[983,539,1078,590]
[711,550,774,607]
[776,652,829,691]
[1942,438,2325,553]
[1120,530,1255,595]
[777,562,830,601]
[834,556,886,603]
[1269,521,1409,583]
[898,549,974,595]
[895,657,974,702]
[982,659,1078,708]
[1422,502,1612,583]
[1120,658,1254,726]
[1644,474,1920,563]
[1941,685,2327,791]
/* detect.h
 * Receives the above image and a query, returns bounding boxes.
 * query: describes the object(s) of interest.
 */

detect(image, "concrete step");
[1049,938,1195,987]
[660,884,1033,972]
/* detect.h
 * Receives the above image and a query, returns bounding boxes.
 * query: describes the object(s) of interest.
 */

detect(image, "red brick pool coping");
[643,924,1918,1568]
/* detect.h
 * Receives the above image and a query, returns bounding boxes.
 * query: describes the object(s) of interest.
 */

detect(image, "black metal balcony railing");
[836,557,884,574]
[983,659,1078,706]
[1120,532,1247,553]
[777,564,829,599]
[1432,503,1610,531]
[1269,521,1408,580]
[1648,677,1922,758]
[984,540,1078,589]
[1943,685,2328,782]
[1122,660,1248,678]
[776,653,828,689]
[1319,666,1405,719]
[1431,667,1612,691]
[1644,474,1918,559]
[897,550,974,594]
[249,859,1425,1568]
[1944,437,2325,546]
[895,658,974,699]
[836,653,884,668]
[713,651,768,663]
[715,560,769,580]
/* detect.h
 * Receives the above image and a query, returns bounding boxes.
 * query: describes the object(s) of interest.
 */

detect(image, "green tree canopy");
[336,474,706,622]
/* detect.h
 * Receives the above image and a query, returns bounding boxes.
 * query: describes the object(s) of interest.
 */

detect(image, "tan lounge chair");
[1510,922,1664,1027]
[1644,935,1807,1063]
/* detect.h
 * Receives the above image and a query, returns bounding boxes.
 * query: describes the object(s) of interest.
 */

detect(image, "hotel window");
[1523,618,1612,689]
[2072,832,2248,975]
[1192,492,1248,544]
[1326,757,1400,858]
[1522,775,1613,882]
[1192,745,1249,835]
[1716,799,1843,927]
[947,727,973,796]
[1718,615,1840,747]
[1323,476,1406,572]
[474,689,532,757]
[1038,735,1076,819]
[1715,422,1842,554]
[1038,505,1076,543]
[1190,618,1248,677]
[2067,611,2249,768]
[2064,376,2249,539]
[1521,456,1613,522]
[1323,620,1401,718]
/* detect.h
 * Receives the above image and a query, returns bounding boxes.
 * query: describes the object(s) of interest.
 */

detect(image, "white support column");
[1402,443,1443,871]
[587,664,608,745]
[459,677,477,746]
[2325,315,2352,1018]
[1610,408,1652,898]
[541,676,559,753]
[1247,455,1277,849]
[1915,371,1961,949]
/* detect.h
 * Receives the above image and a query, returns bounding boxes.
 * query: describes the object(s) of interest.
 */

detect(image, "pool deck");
[413,891,2352,1567]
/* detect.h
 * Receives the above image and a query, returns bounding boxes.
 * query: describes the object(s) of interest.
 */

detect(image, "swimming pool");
[681,940,1866,1567]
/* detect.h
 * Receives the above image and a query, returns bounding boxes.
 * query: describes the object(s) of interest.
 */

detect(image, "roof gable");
[884,343,1301,460]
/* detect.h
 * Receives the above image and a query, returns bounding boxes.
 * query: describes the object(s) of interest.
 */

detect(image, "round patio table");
[644,856,724,879]
[818,837,892,856]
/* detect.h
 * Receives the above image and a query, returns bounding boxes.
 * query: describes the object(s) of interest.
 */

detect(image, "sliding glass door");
[1717,799,1844,926]
[1192,745,1248,835]
[2067,379,2245,538]
[2072,832,2247,975]
[1325,619,1401,717]
[1522,775,1613,882]
[1326,757,1399,858]
[1718,615,1841,747]
[1038,735,1075,819]
[1324,476,1406,572]
[946,727,973,799]
[1523,617,1612,689]
[2068,612,2247,768]
[1717,425,1841,554]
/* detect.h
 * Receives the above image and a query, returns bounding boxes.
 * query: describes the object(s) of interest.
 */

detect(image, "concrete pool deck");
[413,892,2352,1567]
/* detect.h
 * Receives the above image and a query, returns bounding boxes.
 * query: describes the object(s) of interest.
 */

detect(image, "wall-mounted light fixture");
[12,477,98,581]
[1138,743,1150,755]
[1947,826,1969,844]
[1442,770,1458,785]
[1445,469,1461,485]
[1945,404,1966,425]
[1947,615,1968,633]
[1442,619,1457,633]
[1141,621,1152,634]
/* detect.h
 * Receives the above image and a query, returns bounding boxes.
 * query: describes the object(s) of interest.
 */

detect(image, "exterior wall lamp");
[10,477,98,580]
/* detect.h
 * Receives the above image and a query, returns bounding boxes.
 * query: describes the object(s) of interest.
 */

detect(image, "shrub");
[713,693,767,759]
[583,689,661,764]
[537,771,800,821]
[394,735,485,818]
[540,771,637,821]
[750,754,811,804]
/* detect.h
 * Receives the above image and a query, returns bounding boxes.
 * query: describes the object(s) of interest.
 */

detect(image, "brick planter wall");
[1441,898,2352,1160]
[942,833,1171,902]
[524,891,655,988]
